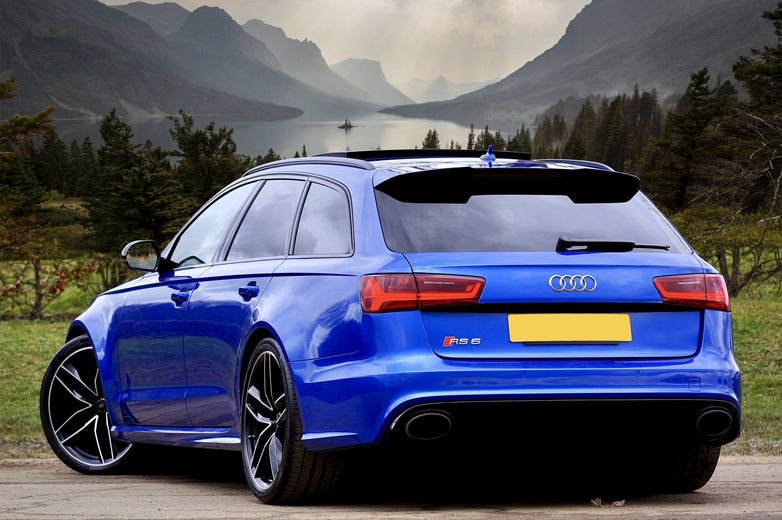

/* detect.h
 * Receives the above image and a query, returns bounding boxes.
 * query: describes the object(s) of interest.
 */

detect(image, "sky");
[102,0,591,86]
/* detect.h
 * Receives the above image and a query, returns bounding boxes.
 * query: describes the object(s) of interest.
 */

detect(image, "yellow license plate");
[507,314,632,343]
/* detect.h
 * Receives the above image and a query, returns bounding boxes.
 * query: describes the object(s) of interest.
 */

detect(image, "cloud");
[102,0,589,85]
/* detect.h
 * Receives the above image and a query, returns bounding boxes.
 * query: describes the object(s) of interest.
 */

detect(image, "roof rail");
[241,156,374,177]
[317,149,533,161]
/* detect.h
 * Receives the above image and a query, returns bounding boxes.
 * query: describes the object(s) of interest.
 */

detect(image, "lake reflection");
[55,113,484,158]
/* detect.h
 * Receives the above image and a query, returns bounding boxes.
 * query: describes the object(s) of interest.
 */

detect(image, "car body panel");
[64,155,740,453]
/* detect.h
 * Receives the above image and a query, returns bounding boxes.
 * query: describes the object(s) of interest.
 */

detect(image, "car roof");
[239,150,616,188]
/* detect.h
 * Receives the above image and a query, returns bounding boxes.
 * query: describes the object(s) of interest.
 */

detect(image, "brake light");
[360,274,485,313]
[653,274,730,311]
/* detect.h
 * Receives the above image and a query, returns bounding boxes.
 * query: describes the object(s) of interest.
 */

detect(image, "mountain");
[242,19,373,103]
[0,0,301,120]
[331,58,413,107]
[383,0,778,128]
[171,6,280,70]
[113,1,189,37]
[168,7,378,119]
[400,75,497,103]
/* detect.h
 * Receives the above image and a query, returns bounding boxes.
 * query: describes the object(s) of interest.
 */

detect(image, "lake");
[55,113,486,158]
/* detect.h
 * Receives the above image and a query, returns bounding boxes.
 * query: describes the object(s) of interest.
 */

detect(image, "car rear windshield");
[375,190,689,254]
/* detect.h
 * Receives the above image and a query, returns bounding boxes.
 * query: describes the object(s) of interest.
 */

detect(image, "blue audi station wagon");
[40,149,740,503]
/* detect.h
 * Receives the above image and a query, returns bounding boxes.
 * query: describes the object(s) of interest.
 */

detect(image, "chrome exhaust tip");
[696,407,734,439]
[404,410,452,441]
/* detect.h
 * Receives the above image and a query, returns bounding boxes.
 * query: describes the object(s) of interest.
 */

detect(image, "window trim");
[215,172,355,265]
[219,175,306,264]
[161,179,260,272]
[288,178,355,259]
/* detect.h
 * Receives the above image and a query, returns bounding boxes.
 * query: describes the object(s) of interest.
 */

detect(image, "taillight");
[653,274,730,311]
[360,274,485,313]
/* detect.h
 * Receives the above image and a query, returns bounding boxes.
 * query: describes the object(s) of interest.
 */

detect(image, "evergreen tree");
[422,129,441,149]
[258,148,282,164]
[0,79,52,258]
[33,130,69,194]
[648,68,736,209]
[466,124,476,150]
[168,110,253,208]
[86,111,142,252]
[114,143,189,247]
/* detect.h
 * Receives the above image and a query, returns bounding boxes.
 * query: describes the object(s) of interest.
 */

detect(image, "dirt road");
[1,455,780,519]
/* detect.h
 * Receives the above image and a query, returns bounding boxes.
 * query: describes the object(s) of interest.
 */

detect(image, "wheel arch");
[236,323,286,410]
[66,322,89,342]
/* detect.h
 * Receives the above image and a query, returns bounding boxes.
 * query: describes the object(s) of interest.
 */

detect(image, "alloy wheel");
[46,346,131,467]
[243,350,287,490]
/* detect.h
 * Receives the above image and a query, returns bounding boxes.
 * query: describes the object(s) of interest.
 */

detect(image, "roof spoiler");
[375,167,640,204]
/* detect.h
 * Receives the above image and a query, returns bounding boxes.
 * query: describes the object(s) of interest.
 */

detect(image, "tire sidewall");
[240,338,296,501]
[39,334,131,473]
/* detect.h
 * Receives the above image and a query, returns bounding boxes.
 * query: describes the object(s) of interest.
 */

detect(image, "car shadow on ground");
[124,436,720,507]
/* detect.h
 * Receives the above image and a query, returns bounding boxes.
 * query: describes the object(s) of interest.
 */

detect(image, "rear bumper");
[291,354,741,452]
[290,310,740,451]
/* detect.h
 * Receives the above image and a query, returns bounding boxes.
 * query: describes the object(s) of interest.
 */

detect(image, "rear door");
[183,178,305,427]
[374,169,705,360]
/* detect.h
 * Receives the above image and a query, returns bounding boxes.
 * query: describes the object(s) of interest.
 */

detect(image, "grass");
[0,298,779,460]
[0,320,67,459]
[727,296,782,455]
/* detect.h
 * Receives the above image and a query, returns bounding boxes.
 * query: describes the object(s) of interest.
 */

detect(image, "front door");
[115,181,257,426]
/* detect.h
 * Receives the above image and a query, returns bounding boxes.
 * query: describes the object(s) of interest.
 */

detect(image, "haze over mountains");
[1,0,777,128]
[384,0,778,128]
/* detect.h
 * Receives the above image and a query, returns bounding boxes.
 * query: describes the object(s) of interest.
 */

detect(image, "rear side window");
[293,183,351,256]
[226,179,304,261]
[375,190,689,254]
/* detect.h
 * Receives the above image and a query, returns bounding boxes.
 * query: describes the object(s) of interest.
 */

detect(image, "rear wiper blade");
[556,236,670,252]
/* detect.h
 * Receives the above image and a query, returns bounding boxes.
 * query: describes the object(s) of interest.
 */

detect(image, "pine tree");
[86,111,142,252]
[0,79,52,259]
[168,110,253,208]
[422,129,440,149]
[114,143,189,247]
[33,130,70,194]
[258,148,282,164]
[466,124,476,150]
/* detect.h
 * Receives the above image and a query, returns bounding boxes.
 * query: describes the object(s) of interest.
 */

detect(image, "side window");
[293,183,352,256]
[226,179,305,261]
[169,183,256,268]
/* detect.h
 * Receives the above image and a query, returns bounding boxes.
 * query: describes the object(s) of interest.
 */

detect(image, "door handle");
[170,291,190,305]
[238,283,260,300]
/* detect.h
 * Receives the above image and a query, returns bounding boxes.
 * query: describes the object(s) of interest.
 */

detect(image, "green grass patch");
[0,320,68,459]
[0,297,779,459]
[727,296,782,455]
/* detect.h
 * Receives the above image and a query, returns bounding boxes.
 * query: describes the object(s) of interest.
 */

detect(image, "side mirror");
[121,240,161,272]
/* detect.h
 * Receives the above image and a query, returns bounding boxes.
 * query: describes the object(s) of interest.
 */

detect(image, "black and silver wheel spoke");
[47,347,130,467]
[244,350,288,490]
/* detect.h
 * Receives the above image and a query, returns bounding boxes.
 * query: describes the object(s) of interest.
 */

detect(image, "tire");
[663,442,721,492]
[40,335,132,473]
[240,338,343,504]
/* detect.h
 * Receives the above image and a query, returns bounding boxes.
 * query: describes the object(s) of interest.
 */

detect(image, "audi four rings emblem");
[548,274,598,292]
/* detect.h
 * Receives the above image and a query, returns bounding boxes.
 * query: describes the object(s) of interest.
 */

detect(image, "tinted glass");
[376,191,689,253]
[294,183,351,256]
[227,180,304,261]
[169,183,255,267]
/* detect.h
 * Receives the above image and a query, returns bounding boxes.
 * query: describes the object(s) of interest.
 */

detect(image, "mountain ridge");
[383,0,778,128]
[0,0,301,120]
[331,58,413,107]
